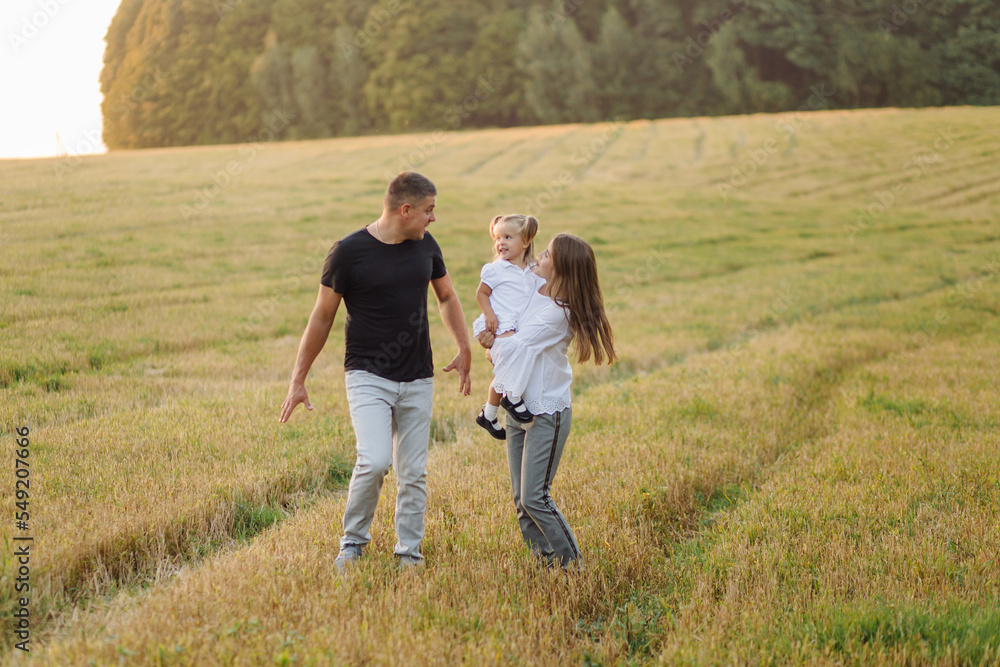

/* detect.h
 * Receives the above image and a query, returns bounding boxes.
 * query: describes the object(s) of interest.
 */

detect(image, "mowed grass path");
[1,106,998,664]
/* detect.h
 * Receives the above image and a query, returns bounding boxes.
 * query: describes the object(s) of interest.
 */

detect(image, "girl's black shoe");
[500,395,534,423]
[476,410,506,440]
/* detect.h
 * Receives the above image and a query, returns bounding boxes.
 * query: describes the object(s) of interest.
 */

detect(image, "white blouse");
[490,286,573,416]
[472,260,539,337]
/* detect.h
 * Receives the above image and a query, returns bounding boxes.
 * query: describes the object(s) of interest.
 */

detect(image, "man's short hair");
[386,172,437,211]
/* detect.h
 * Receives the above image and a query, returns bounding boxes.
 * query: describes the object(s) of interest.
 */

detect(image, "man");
[279,172,471,570]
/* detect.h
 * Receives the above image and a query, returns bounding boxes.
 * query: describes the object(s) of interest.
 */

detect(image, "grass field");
[1,105,999,665]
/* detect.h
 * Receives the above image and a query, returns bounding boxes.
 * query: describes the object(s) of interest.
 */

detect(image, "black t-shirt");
[321,228,447,382]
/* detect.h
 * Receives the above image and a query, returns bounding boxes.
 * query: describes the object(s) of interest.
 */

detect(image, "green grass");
[787,602,1000,664]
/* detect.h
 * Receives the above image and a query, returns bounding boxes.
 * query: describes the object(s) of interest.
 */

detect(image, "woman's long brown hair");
[546,233,617,365]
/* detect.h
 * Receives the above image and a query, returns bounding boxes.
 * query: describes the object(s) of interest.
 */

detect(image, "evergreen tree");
[328,25,370,136]
[362,0,480,132]
[517,4,599,124]
[592,7,648,119]
[460,9,533,128]
[917,0,1000,105]
[207,0,275,142]
[251,30,295,123]
[291,45,328,135]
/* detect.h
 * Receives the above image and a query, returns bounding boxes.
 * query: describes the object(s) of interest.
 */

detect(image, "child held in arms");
[473,213,541,439]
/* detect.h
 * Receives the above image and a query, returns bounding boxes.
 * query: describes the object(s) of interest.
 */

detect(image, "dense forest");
[100,0,1000,149]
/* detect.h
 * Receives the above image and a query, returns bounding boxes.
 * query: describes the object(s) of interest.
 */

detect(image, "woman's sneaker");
[500,395,533,423]
[476,410,506,440]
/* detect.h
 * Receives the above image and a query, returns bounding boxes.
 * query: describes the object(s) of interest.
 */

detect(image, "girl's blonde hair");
[490,214,539,265]
[547,233,617,365]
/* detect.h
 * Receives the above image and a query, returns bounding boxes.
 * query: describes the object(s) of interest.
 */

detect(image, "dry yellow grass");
[1,105,998,663]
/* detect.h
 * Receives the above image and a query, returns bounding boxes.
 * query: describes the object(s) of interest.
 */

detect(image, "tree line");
[100,0,1000,149]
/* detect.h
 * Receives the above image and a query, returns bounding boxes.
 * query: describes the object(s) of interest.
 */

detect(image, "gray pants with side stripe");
[506,407,581,567]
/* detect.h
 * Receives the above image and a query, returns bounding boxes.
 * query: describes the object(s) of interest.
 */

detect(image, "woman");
[477,233,616,568]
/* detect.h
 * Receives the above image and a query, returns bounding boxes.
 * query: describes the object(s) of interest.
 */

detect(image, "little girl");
[473,213,540,439]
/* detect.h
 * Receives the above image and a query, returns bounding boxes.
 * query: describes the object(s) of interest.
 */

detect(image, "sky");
[0,0,122,159]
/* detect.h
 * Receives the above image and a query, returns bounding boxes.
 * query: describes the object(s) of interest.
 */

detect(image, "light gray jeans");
[506,407,581,567]
[341,370,434,560]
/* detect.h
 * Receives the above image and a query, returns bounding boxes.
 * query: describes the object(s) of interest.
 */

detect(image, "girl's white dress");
[490,285,573,416]
[472,259,539,337]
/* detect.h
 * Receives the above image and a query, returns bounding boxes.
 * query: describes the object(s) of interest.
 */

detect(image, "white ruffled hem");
[491,337,571,415]
[473,313,517,337]
[524,393,571,416]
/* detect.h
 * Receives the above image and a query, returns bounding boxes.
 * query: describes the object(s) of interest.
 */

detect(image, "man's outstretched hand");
[279,382,314,422]
[443,349,472,396]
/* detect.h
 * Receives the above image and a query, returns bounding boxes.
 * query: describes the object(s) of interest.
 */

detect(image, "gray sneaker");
[397,554,425,570]
[334,544,363,573]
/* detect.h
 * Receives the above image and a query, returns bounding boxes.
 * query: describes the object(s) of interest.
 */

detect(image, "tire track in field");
[20,400,464,658]
[729,137,1000,202]
[706,140,888,196]
[728,139,911,197]
[788,149,1000,200]
[574,124,628,180]
[852,150,1000,196]
[579,262,999,397]
[564,329,909,659]
[820,148,1000,200]
[505,129,581,179]
[955,185,1000,206]
[3,366,465,655]
[633,122,658,162]
[908,172,1000,206]
[771,145,932,196]
[0,333,229,392]
[640,336,898,541]
[0,462,354,657]
[619,336,904,665]
[460,138,531,176]
[14,484,353,657]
